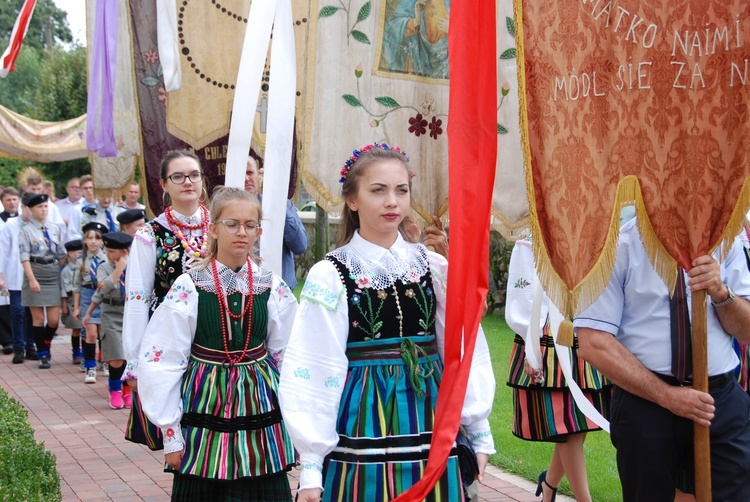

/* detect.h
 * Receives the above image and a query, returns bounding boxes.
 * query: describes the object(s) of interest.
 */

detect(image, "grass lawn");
[482,315,622,501]
[292,282,623,500]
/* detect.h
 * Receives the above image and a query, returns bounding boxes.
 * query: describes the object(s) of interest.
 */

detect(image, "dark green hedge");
[0,388,61,502]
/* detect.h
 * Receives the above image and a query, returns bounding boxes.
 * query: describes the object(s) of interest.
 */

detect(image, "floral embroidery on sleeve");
[300,280,343,311]
[514,278,531,288]
[128,290,151,304]
[143,346,164,363]
[324,376,339,388]
[165,283,194,304]
[293,367,311,380]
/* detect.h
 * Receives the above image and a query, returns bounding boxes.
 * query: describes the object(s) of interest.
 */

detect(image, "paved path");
[0,328,572,501]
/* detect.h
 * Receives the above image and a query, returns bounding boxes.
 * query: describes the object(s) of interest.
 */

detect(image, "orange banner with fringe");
[517,0,750,322]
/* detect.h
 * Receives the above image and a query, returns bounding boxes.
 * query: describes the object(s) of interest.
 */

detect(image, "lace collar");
[327,231,429,289]
[156,206,205,228]
[190,259,273,295]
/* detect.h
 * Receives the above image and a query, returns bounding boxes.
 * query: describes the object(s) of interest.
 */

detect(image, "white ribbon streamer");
[523,276,544,373]
[156,0,181,91]
[224,0,296,278]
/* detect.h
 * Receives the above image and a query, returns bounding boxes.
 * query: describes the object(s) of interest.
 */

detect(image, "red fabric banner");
[0,0,37,77]
[394,0,497,499]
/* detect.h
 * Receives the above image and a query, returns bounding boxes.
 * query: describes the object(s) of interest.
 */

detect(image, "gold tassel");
[556,318,575,347]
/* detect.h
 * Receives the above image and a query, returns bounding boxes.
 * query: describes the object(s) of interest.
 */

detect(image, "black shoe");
[25,350,38,360]
[535,470,557,502]
[38,356,50,369]
[12,351,24,364]
[2,345,13,355]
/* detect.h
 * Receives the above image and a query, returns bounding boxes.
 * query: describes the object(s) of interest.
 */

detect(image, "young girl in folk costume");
[73,222,108,382]
[279,143,496,502]
[122,150,211,450]
[19,193,66,369]
[505,234,611,502]
[138,187,298,501]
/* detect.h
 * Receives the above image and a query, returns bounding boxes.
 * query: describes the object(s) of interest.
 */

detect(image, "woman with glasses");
[122,150,210,451]
[138,186,297,501]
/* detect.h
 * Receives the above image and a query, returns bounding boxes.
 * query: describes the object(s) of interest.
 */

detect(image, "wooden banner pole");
[692,290,711,501]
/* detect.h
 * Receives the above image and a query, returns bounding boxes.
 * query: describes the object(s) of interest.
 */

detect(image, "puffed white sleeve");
[505,238,548,337]
[138,273,198,455]
[122,223,157,380]
[278,260,349,491]
[264,273,299,367]
[429,251,496,455]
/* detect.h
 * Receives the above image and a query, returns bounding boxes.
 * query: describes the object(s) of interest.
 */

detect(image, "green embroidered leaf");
[357,1,371,22]
[497,124,508,134]
[351,30,371,44]
[141,76,160,86]
[375,96,400,107]
[500,48,516,60]
[342,94,363,107]
[156,65,163,76]
[506,16,515,37]
[373,321,383,332]
[419,319,428,330]
[319,5,339,18]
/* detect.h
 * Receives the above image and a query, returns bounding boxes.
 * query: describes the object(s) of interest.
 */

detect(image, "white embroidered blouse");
[278,231,496,490]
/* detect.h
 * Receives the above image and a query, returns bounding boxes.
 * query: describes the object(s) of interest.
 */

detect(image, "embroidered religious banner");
[517,1,750,319]
[128,0,310,214]
[86,0,140,194]
[0,104,86,162]
[302,0,528,237]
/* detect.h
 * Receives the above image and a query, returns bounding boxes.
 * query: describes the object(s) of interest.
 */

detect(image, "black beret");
[81,222,108,235]
[116,209,146,225]
[64,239,84,252]
[23,193,48,208]
[102,231,133,250]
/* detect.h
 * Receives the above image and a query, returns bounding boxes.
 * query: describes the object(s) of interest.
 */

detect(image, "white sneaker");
[79,361,86,372]
[102,362,109,377]
[84,368,97,384]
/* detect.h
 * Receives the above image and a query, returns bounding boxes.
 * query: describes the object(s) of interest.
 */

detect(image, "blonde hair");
[336,146,414,248]
[198,186,262,269]
[18,167,43,189]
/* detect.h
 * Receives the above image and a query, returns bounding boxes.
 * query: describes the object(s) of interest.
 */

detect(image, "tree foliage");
[0,0,73,51]
[0,2,88,192]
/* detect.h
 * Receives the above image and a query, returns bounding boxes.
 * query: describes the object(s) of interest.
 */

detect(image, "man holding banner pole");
[574,219,750,501]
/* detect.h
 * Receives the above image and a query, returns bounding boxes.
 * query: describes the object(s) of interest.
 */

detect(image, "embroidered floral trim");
[300,462,323,473]
[166,283,194,304]
[324,376,339,388]
[143,346,164,363]
[514,278,531,289]
[134,222,156,245]
[128,290,151,304]
[293,367,310,380]
[190,261,272,295]
[469,430,492,441]
[327,240,429,290]
[300,280,344,311]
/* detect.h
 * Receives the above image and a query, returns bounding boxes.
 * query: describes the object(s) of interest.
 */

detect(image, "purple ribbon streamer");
[86,0,118,157]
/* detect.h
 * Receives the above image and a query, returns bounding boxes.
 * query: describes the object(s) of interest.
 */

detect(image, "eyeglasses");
[217,219,261,234]
[165,171,203,185]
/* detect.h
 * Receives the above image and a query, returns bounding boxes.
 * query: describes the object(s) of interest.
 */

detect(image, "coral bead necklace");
[165,205,210,258]
[212,258,254,365]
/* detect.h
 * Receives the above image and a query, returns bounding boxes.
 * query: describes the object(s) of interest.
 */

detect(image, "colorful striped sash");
[345,335,439,367]
[190,343,267,366]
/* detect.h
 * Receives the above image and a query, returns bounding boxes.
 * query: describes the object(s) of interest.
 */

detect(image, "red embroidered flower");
[428,117,443,140]
[157,87,168,104]
[166,428,175,438]
[408,114,428,137]
[144,50,159,63]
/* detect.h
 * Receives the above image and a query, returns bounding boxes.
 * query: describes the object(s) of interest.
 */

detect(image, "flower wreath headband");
[339,142,414,183]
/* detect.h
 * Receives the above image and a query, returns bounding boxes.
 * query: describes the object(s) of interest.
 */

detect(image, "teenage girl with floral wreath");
[138,187,298,501]
[279,143,496,501]
[122,150,211,449]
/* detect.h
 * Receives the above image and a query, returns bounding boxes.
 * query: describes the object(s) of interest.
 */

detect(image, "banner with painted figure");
[302,0,527,236]
[518,1,750,318]
[128,0,312,214]
[85,0,140,194]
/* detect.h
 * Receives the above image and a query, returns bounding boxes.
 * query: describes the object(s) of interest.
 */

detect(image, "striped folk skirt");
[323,335,463,502]
[125,390,164,450]
[507,333,612,442]
[172,344,294,500]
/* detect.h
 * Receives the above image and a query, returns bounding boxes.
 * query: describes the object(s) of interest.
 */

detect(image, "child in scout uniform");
[116,209,146,236]
[74,221,107,381]
[81,191,123,232]
[83,231,132,409]
[61,239,84,364]
[18,193,66,369]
